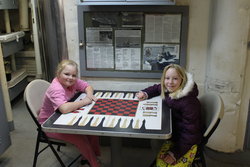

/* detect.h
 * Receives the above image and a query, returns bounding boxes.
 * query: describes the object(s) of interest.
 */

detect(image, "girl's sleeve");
[47,87,68,111]
[75,79,89,92]
[142,84,161,99]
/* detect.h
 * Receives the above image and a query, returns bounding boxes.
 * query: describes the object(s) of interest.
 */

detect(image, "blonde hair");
[56,59,78,77]
[160,64,187,98]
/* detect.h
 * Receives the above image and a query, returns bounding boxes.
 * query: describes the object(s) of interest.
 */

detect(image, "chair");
[192,92,224,167]
[149,92,224,167]
[24,79,80,167]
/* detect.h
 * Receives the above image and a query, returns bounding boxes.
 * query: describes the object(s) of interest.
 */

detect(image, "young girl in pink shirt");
[38,59,100,167]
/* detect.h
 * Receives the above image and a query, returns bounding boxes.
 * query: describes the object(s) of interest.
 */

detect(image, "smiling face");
[164,67,182,93]
[58,64,77,88]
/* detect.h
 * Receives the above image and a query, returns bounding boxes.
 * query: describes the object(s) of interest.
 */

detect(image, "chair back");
[199,92,224,143]
[24,79,50,127]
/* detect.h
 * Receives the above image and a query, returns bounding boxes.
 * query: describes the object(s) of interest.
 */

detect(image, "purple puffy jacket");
[142,73,202,160]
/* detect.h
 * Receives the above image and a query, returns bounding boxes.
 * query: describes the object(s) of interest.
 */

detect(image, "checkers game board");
[53,91,162,130]
[88,98,139,116]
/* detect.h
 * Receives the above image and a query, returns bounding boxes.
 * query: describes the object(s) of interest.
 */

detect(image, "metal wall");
[0,82,11,156]
[36,0,68,81]
[244,101,250,150]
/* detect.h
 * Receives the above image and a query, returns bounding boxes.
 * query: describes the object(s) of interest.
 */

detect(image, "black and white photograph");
[121,12,144,27]
[143,44,180,71]
[115,29,141,48]
[86,27,113,44]
[90,12,119,27]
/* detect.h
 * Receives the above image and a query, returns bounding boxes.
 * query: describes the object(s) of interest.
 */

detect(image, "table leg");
[110,137,122,167]
[150,139,164,157]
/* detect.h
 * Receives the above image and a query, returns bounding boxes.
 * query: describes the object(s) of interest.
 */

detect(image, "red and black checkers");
[88,98,139,117]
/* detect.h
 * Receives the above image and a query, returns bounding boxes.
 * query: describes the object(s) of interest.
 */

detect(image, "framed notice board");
[77,5,189,78]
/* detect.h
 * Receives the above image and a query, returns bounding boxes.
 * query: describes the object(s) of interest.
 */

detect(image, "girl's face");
[164,68,182,93]
[58,65,77,88]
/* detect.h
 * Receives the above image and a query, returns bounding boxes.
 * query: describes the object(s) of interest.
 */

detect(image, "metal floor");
[0,95,250,167]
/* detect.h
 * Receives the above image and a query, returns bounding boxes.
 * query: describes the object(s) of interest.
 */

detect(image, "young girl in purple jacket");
[137,64,202,167]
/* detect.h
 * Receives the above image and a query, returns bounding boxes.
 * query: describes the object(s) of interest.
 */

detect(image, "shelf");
[0,31,25,58]
[0,0,18,10]
[0,31,27,101]
[7,68,28,101]
[7,68,27,88]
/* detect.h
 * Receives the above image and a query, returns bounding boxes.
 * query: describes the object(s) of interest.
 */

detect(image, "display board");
[78,5,189,78]
[77,0,175,6]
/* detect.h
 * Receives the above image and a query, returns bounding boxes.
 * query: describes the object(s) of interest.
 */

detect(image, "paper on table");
[136,96,162,130]
[53,113,81,125]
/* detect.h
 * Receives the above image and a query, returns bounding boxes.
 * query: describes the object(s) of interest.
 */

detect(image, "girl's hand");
[82,96,92,105]
[86,94,97,102]
[136,91,147,101]
[160,153,176,165]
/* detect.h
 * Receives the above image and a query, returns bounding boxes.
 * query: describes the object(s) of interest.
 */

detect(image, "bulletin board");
[77,5,189,78]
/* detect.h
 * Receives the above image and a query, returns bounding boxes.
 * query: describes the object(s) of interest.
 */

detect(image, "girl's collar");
[168,72,194,99]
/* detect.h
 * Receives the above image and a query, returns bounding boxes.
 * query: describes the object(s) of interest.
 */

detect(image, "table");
[42,91,172,167]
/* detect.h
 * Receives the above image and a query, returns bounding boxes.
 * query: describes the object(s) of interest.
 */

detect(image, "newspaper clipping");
[145,14,181,43]
[115,29,141,70]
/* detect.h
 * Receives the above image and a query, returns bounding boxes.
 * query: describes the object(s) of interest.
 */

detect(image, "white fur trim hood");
[169,72,195,99]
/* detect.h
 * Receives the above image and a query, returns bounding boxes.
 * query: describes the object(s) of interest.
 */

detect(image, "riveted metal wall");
[36,0,68,81]
[244,101,250,150]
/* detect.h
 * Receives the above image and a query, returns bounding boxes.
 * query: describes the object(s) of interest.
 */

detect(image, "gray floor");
[1,94,250,167]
